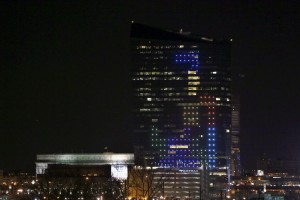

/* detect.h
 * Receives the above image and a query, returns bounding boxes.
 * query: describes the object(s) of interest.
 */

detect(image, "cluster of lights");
[200,95,217,168]
[150,53,202,167]
[167,138,198,141]
[157,131,201,167]
[200,96,216,106]
[153,110,201,167]
[175,53,199,68]
[159,157,200,167]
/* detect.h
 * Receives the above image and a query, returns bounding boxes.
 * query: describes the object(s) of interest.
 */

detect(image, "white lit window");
[111,165,128,180]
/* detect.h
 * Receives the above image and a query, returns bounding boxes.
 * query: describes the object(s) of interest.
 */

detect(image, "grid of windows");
[131,23,231,171]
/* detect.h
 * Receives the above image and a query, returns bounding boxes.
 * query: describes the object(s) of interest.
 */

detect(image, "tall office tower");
[231,95,241,176]
[131,23,231,171]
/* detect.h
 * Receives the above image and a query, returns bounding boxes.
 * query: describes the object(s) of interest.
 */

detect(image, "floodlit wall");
[36,153,134,175]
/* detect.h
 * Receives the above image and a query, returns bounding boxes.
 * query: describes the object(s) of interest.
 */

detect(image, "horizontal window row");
[136,45,200,50]
[133,71,175,75]
[133,77,184,80]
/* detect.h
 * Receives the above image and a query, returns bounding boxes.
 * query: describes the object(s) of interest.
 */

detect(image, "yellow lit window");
[188,70,197,75]
[188,82,200,85]
[188,76,200,80]
[188,92,197,96]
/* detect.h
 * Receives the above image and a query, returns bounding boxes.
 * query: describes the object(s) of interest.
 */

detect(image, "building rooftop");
[36,153,134,165]
[130,22,229,44]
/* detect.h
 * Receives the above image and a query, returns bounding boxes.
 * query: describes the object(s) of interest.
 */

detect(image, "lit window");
[188,71,197,75]
[188,92,197,96]
[188,76,200,80]
[188,82,200,85]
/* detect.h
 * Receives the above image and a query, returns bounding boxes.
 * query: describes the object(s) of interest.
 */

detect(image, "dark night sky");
[1,1,300,172]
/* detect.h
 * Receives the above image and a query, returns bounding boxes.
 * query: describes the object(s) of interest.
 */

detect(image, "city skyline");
[1,1,300,171]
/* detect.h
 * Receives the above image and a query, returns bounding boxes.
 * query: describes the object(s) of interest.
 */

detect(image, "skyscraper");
[231,95,241,176]
[131,23,231,172]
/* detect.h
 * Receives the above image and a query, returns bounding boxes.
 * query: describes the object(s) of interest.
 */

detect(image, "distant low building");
[257,155,271,173]
[257,156,300,175]
[35,152,134,200]
[269,159,300,175]
[0,171,37,200]
[36,152,134,178]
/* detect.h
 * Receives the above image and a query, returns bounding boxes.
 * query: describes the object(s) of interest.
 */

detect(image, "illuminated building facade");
[231,95,241,176]
[35,153,134,199]
[154,167,209,200]
[36,153,134,179]
[131,23,232,171]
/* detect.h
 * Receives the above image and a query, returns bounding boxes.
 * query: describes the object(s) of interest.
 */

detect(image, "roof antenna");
[104,146,109,152]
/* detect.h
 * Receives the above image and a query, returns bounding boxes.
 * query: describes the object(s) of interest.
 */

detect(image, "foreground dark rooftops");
[130,22,229,44]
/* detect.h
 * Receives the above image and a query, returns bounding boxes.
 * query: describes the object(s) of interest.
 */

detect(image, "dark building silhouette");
[131,23,232,173]
[231,95,241,176]
[257,155,300,175]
